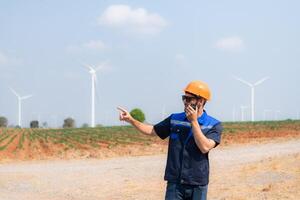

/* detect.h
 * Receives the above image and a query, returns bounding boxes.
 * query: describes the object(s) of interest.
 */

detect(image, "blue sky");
[0,0,299,127]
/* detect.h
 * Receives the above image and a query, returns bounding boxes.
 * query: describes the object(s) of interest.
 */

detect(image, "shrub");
[63,117,75,128]
[0,116,8,127]
[130,108,145,123]
[30,120,39,128]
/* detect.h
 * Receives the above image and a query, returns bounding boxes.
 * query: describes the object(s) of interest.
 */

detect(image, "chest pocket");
[170,125,190,141]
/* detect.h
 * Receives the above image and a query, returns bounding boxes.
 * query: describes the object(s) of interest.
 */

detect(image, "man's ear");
[196,99,202,108]
[199,98,205,107]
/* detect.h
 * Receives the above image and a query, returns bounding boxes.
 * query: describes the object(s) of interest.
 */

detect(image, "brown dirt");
[222,129,300,145]
[17,133,33,160]
[0,128,299,163]
[0,131,20,160]
[0,139,299,200]
[208,153,300,200]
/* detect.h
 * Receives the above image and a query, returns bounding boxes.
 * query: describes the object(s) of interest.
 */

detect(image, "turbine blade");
[233,76,252,87]
[9,87,20,98]
[82,63,91,73]
[21,95,33,100]
[254,76,270,86]
[95,61,109,72]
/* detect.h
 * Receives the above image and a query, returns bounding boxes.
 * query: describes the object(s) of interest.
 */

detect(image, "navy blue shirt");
[154,110,222,186]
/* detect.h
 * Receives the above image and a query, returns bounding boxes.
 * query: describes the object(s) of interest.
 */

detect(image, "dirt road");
[0,139,299,200]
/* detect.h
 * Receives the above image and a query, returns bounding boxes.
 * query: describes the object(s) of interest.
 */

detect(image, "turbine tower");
[240,105,248,121]
[263,109,272,121]
[275,110,281,121]
[10,88,32,127]
[83,63,106,128]
[232,107,236,122]
[234,76,269,122]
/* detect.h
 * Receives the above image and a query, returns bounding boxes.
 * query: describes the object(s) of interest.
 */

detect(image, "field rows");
[0,120,299,161]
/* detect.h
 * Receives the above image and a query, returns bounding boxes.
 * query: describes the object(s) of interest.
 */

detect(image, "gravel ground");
[0,139,299,200]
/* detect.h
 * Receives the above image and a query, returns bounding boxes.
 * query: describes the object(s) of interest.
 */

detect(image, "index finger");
[117,106,127,113]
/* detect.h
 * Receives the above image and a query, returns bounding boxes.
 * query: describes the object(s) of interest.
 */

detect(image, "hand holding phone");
[190,104,197,110]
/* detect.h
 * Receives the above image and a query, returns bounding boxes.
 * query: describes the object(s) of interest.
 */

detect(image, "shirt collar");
[198,110,207,125]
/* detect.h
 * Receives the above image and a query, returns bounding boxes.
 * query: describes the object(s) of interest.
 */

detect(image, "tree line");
[0,108,145,128]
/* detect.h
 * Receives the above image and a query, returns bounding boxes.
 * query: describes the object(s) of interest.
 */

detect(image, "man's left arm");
[191,121,217,154]
[185,105,222,154]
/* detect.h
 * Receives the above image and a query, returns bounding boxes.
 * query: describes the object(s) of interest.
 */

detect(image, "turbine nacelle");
[82,61,109,75]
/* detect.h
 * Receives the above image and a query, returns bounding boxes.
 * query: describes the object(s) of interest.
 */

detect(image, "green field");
[0,120,299,153]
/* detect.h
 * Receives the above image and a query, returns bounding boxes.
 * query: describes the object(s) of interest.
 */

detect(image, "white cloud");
[66,40,107,53]
[214,36,244,52]
[97,4,168,35]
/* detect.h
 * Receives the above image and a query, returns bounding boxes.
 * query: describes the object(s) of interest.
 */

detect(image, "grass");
[17,132,26,150]
[0,134,18,151]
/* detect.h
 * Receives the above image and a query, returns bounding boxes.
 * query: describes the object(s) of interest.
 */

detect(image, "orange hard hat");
[184,80,211,101]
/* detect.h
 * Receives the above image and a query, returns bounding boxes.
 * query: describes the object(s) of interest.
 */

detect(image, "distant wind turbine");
[234,76,270,122]
[275,110,281,121]
[50,114,58,128]
[10,88,33,127]
[240,105,248,121]
[232,107,236,122]
[83,62,108,128]
[263,109,272,121]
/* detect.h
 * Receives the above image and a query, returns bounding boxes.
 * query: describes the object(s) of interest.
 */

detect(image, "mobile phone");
[190,104,197,110]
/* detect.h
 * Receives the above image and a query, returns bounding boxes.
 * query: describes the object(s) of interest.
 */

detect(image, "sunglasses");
[181,95,198,102]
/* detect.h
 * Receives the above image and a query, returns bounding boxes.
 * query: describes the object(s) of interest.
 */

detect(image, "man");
[117,80,222,200]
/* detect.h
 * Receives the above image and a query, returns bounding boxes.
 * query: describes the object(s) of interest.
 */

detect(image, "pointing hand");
[117,107,133,123]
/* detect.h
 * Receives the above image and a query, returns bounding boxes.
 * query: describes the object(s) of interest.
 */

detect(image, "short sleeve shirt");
[153,111,222,185]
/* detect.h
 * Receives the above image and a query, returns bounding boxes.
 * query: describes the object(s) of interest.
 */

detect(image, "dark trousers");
[165,182,208,200]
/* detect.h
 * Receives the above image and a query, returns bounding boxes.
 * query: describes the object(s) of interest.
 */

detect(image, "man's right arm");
[117,106,156,136]
[129,118,156,136]
[117,106,171,139]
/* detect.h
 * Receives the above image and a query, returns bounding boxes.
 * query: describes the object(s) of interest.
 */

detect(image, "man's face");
[182,92,199,108]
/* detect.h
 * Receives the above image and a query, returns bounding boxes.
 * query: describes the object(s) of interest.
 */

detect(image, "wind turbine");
[83,62,107,128]
[234,76,269,122]
[50,114,58,128]
[232,107,236,122]
[263,109,272,121]
[275,110,281,121]
[10,88,33,127]
[240,105,248,121]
